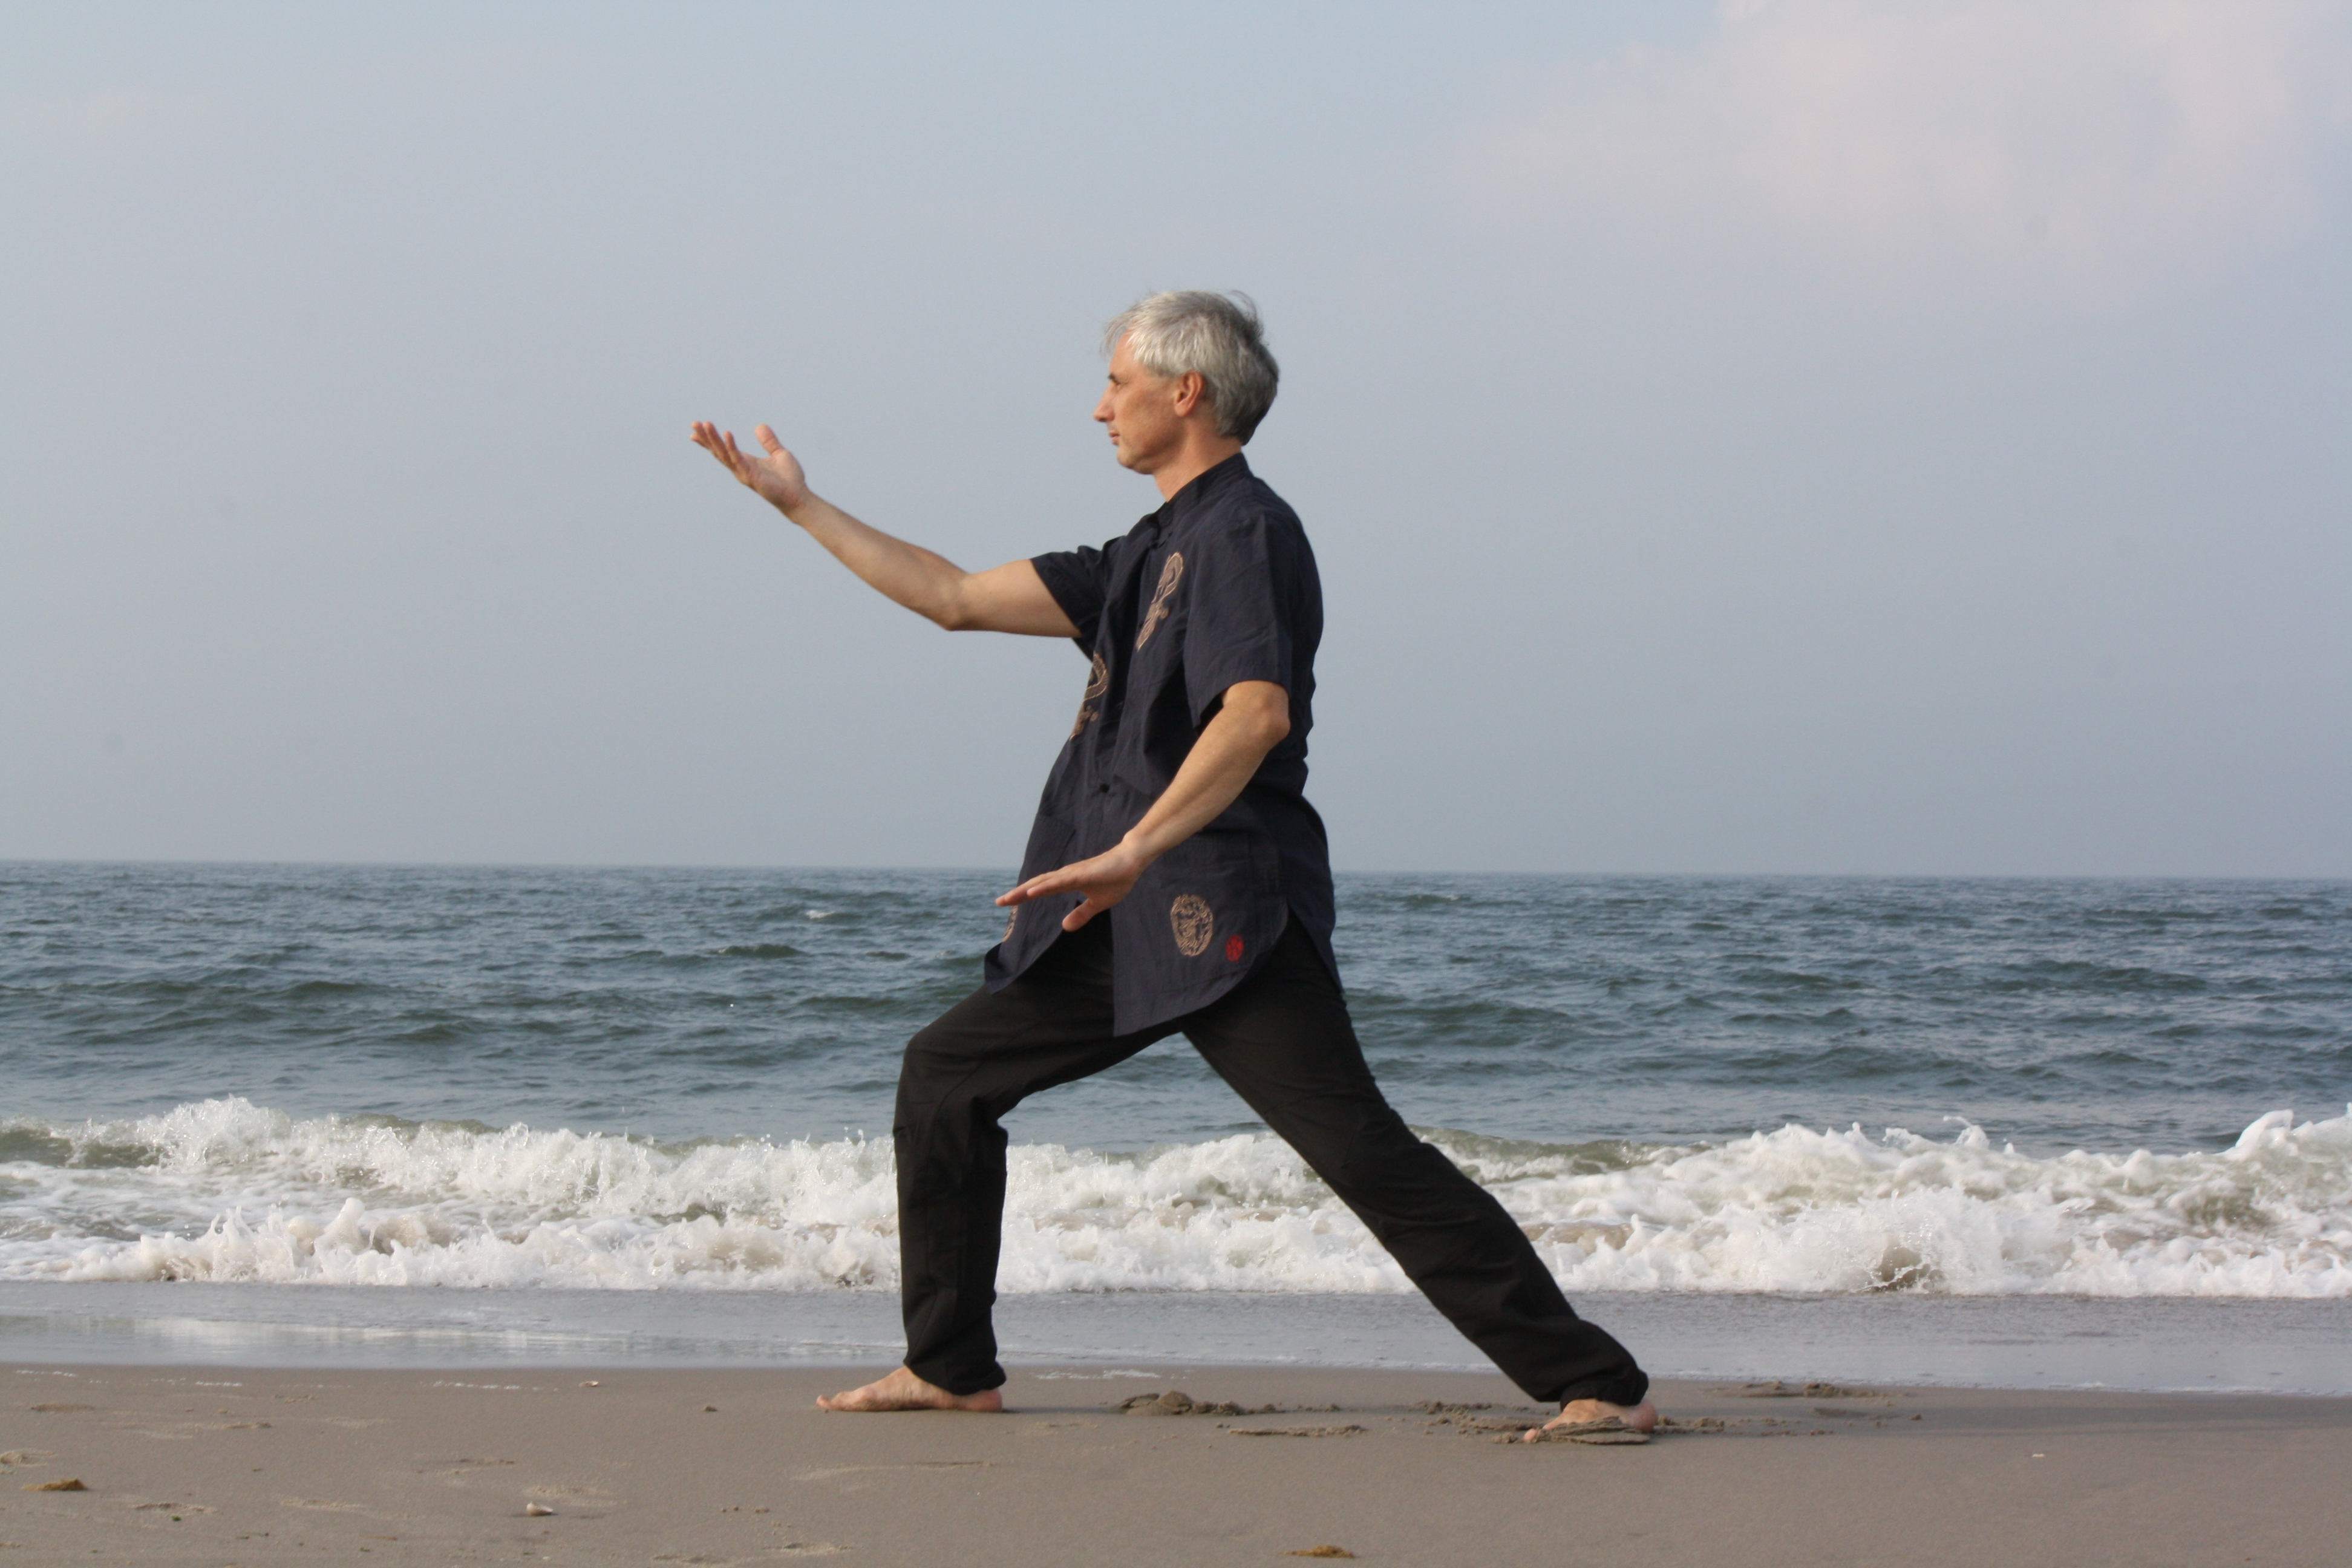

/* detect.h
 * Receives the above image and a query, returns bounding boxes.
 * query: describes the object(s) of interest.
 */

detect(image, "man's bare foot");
[1522,1396,1659,1442]
[815,1365,1004,1414]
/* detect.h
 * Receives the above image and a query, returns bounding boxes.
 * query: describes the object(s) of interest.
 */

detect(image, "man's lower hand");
[998,840,1154,931]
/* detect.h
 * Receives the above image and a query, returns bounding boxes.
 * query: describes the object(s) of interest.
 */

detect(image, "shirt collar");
[1151,451,1252,536]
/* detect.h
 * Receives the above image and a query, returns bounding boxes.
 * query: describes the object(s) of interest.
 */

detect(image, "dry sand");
[2,1361,2345,1565]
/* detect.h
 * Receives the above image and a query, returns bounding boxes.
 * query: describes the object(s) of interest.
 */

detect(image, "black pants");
[892,918,1648,1408]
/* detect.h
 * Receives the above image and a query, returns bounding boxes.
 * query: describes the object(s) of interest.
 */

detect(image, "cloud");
[2,85,218,151]
[1467,0,2352,293]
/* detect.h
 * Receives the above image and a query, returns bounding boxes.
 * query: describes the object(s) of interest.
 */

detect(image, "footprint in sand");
[792,1462,991,1484]
[428,1456,518,1486]
[1716,1381,1883,1400]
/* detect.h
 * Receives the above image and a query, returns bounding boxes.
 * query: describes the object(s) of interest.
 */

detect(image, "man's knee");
[1307,1103,1437,1193]
[895,1018,966,1123]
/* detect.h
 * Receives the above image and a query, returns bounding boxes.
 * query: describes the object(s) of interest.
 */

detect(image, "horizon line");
[2,857,2345,884]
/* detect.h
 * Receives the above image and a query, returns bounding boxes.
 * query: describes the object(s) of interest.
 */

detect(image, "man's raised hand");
[690,421,811,514]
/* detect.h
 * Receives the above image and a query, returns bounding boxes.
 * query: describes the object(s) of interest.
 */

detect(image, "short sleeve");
[1182,512,1295,726]
[1031,540,1117,651]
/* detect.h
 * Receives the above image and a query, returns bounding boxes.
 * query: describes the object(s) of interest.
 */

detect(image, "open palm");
[690,421,810,512]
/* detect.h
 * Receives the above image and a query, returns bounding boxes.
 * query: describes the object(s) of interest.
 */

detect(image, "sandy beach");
[3,1362,2345,1566]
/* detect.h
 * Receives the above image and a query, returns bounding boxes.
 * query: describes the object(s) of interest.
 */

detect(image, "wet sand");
[3,1362,2346,1565]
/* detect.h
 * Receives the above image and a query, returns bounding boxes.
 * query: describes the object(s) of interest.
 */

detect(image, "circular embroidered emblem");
[1003,906,1018,942]
[1169,893,1215,958]
[1225,933,1245,962]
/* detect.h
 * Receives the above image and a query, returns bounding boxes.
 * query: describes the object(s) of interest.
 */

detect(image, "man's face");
[1094,336,1188,474]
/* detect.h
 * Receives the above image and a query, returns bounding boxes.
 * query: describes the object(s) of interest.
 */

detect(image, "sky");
[4,1,2348,876]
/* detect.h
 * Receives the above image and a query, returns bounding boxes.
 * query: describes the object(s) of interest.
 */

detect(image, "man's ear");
[1172,370,1209,419]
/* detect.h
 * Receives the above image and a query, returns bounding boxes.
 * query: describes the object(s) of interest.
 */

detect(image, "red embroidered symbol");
[1226,933,1245,962]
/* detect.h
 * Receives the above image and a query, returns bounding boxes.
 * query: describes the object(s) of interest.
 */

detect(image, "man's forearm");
[782,492,970,629]
[1118,683,1291,863]
[996,681,1290,928]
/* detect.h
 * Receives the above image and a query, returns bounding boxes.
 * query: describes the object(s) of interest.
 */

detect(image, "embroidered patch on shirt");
[1068,650,1109,738]
[1225,933,1245,962]
[1169,893,1214,958]
[1134,552,1184,650]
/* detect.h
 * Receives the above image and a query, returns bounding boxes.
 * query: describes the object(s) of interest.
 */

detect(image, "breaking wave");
[4,1098,2347,1298]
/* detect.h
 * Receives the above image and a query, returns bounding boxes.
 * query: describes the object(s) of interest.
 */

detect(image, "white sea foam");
[4,1098,2347,1297]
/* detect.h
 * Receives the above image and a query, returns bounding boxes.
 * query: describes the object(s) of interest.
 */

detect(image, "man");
[690,291,1655,1441]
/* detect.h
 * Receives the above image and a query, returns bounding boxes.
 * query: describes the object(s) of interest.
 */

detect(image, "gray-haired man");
[691,292,1653,1441]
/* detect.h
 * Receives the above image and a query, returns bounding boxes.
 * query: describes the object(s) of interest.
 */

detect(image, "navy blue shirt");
[987,453,1337,1034]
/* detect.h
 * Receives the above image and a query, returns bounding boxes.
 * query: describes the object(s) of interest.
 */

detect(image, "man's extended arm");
[691,420,1077,636]
[996,679,1291,931]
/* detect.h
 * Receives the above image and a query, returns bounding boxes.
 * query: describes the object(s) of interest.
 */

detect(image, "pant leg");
[894,922,1169,1395]
[1181,923,1649,1408]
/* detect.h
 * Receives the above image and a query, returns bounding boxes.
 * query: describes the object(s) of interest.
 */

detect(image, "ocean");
[3,864,2347,1391]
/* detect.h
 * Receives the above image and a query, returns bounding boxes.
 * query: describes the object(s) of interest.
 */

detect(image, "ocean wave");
[2,1098,2347,1298]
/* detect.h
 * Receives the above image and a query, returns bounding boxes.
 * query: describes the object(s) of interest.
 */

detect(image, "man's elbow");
[1230,685,1291,748]
[929,582,979,632]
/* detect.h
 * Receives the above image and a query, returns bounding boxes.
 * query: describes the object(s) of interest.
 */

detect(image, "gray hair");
[1101,290,1279,443]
